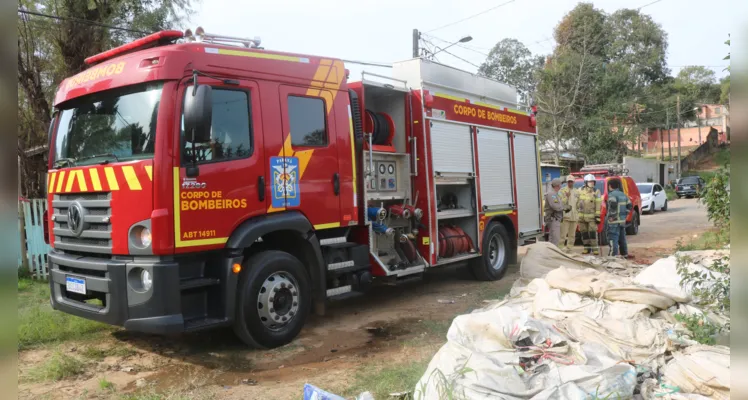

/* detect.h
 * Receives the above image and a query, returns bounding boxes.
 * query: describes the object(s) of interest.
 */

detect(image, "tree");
[477,38,544,104]
[17,0,195,197]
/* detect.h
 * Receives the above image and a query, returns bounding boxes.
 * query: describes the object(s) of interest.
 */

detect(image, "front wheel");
[626,211,640,235]
[470,222,510,281]
[647,201,655,215]
[233,250,311,349]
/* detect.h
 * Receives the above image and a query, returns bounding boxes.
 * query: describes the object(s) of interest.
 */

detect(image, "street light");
[432,35,473,56]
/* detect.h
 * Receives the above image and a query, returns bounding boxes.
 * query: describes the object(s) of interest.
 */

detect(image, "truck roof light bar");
[185,26,262,49]
[84,30,185,65]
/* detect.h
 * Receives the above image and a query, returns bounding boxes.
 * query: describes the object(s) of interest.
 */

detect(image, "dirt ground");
[17,198,711,400]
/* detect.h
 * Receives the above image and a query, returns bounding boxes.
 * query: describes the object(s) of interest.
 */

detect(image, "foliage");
[699,166,730,230]
[674,313,720,345]
[478,38,544,104]
[665,187,677,201]
[677,254,730,314]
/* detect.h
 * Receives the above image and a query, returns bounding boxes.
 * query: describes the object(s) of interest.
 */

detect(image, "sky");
[190,0,737,83]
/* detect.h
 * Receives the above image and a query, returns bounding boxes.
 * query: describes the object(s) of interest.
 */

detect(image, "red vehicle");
[569,169,642,245]
[45,29,543,348]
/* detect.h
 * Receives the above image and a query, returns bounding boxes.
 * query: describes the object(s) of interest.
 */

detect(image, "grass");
[27,351,86,382]
[99,377,116,391]
[81,345,137,361]
[18,278,114,350]
[475,281,512,303]
[715,147,730,167]
[675,229,729,251]
[345,357,432,399]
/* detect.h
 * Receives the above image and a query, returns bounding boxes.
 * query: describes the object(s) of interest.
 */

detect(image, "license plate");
[684,186,691,189]
[66,276,87,295]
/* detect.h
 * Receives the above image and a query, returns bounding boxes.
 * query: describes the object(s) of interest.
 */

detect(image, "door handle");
[258,176,265,201]
[333,173,340,196]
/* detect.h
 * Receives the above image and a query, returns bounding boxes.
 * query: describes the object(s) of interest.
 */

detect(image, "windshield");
[573,180,605,193]
[637,183,653,194]
[54,82,163,167]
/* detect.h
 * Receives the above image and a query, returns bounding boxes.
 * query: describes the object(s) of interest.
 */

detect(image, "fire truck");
[45,29,543,348]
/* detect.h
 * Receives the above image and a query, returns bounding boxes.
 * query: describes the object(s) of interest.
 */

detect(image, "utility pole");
[697,111,702,145]
[666,108,672,161]
[659,128,664,160]
[412,29,420,58]
[676,95,682,179]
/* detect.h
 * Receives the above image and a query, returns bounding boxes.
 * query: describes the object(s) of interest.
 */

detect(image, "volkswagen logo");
[67,202,85,237]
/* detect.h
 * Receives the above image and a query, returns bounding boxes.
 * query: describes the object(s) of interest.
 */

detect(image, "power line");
[439,48,482,69]
[18,8,150,35]
[426,0,516,33]
[637,0,663,10]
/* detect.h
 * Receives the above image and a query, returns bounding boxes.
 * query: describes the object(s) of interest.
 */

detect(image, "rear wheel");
[662,200,668,211]
[625,210,640,235]
[233,250,311,348]
[470,222,510,281]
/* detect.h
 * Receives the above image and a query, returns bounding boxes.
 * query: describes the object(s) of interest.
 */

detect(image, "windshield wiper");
[54,158,77,168]
[77,153,120,165]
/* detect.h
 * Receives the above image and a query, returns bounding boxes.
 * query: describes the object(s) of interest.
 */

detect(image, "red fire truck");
[45,29,543,348]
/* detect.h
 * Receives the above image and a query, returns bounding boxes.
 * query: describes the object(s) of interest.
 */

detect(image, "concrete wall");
[623,157,675,186]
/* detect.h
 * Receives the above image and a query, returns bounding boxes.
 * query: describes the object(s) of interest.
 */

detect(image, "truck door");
[175,79,266,251]
[277,85,341,229]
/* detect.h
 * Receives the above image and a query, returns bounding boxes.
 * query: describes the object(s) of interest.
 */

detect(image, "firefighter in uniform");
[577,174,602,255]
[606,180,632,257]
[543,178,567,246]
[559,175,579,251]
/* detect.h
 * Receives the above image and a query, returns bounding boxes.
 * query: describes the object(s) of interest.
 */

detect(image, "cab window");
[288,96,327,147]
[182,88,252,164]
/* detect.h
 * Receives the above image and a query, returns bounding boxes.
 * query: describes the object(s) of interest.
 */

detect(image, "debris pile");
[415,242,730,399]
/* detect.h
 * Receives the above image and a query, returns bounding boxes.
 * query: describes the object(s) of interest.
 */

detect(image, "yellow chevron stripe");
[89,169,103,191]
[104,167,119,191]
[55,171,66,193]
[145,165,153,181]
[73,170,88,192]
[122,166,141,190]
[48,172,57,194]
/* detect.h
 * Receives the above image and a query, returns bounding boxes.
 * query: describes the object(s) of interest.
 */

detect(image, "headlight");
[141,269,153,291]
[139,227,152,247]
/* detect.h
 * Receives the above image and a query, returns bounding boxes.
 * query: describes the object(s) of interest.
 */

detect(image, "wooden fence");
[19,199,51,279]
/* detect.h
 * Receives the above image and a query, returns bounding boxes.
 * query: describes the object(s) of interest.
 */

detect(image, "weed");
[99,377,116,391]
[413,356,474,400]
[674,313,720,345]
[675,229,729,251]
[677,254,730,314]
[27,351,86,382]
[665,187,677,201]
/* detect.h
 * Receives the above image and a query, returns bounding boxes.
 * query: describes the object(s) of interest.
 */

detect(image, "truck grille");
[52,193,112,254]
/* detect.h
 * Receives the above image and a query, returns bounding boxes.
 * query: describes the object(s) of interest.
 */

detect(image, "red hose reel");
[438,225,475,258]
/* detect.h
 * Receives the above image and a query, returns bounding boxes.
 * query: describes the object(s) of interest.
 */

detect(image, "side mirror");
[184,85,213,145]
[654,191,661,195]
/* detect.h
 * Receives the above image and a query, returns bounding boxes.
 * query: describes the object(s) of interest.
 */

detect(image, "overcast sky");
[191,0,736,82]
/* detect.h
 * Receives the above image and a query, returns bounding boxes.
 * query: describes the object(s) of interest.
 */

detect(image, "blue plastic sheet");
[302,383,346,400]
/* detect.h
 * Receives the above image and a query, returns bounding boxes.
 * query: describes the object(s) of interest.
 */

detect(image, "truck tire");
[625,210,640,236]
[469,222,510,281]
[233,250,311,349]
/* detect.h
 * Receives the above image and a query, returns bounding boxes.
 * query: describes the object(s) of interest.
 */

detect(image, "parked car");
[571,172,642,246]
[637,182,668,214]
[675,175,705,198]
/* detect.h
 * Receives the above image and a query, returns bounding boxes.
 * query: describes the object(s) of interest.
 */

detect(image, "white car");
[637,182,668,214]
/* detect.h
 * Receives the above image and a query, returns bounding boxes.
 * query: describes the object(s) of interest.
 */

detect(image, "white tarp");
[415,243,730,400]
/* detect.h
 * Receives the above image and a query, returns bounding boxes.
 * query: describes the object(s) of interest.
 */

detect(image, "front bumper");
[641,200,651,211]
[48,251,184,334]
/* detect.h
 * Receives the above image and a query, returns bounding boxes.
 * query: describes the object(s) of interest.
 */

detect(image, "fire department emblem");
[270,156,300,208]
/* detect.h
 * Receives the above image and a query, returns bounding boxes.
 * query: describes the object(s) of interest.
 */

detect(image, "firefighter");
[606,180,632,257]
[543,178,567,247]
[559,175,579,251]
[577,174,602,255]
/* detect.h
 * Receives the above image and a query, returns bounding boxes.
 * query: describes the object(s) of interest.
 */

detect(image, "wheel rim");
[488,233,506,270]
[257,272,300,331]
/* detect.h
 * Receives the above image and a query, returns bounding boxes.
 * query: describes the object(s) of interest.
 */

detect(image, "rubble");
[414,243,730,400]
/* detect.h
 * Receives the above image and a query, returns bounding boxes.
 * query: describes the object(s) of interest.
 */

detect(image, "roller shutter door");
[513,133,542,235]
[429,120,474,174]
[477,128,513,209]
